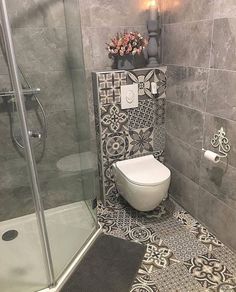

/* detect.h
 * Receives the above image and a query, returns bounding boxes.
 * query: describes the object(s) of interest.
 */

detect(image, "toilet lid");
[115,155,171,186]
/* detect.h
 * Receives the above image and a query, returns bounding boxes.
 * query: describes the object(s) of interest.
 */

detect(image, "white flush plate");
[120,84,139,109]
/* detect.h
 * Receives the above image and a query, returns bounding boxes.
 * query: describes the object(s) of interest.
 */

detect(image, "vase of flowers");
[106,32,148,70]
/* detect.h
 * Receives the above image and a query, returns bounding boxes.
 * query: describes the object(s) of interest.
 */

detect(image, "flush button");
[121,84,138,109]
[126,90,134,103]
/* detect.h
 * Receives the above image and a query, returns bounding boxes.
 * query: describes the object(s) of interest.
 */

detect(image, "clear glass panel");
[4,0,99,281]
[0,74,49,291]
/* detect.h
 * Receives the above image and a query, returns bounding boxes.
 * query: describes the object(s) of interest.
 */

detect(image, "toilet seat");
[115,155,171,187]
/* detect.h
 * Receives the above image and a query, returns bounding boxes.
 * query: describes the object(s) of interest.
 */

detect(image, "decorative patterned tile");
[98,71,126,104]
[123,223,159,245]
[174,210,199,229]
[150,263,204,292]
[154,97,166,126]
[127,69,154,99]
[147,217,187,238]
[97,197,236,292]
[163,230,208,261]
[153,150,165,163]
[128,127,153,157]
[207,278,236,292]
[128,99,154,129]
[98,212,119,234]
[153,125,165,152]
[130,274,159,292]
[213,245,236,276]
[101,103,128,134]
[184,253,233,289]
[102,131,129,159]
[191,225,224,252]
[142,239,180,273]
[153,68,167,98]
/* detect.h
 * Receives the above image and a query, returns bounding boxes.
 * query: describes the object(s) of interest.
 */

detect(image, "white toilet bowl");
[112,155,171,211]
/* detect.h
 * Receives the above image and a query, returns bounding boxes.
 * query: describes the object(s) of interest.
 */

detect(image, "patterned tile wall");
[92,67,167,199]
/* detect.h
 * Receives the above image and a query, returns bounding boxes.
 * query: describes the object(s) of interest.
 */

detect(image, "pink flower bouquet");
[106,32,148,57]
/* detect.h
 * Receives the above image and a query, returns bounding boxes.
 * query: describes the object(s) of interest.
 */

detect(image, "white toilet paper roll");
[204,150,220,163]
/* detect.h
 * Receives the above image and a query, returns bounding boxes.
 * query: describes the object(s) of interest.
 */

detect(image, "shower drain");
[2,230,18,241]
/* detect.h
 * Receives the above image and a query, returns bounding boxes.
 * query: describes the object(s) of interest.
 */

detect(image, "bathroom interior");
[0,0,236,291]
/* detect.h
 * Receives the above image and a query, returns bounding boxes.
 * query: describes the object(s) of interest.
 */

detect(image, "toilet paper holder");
[202,127,231,158]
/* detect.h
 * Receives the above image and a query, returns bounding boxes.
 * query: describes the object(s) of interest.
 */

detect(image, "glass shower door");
[0,1,53,291]
[0,0,100,290]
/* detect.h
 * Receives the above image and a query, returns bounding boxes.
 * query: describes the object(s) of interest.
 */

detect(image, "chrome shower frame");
[0,0,55,287]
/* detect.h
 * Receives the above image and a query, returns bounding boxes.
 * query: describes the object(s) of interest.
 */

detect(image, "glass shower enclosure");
[0,0,100,291]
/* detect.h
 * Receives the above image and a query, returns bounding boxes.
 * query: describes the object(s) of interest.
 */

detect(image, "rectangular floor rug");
[61,233,146,292]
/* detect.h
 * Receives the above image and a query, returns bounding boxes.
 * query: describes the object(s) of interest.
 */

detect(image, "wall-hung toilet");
[112,155,171,211]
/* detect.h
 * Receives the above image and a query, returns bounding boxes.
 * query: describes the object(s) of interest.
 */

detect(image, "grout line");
[164,63,236,74]
[166,99,236,125]
[162,18,213,26]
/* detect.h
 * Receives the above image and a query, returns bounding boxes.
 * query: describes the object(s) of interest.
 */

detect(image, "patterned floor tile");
[150,263,204,292]
[191,225,224,252]
[130,274,159,292]
[97,197,236,292]
[174,210,199,229]
[162,230,208,261]
[184,253,233,289]
[142,239,180,273]
[147,216,187,238]
[128,99,154,130]
[123,223,159,245]
[213,245,236,276]
[206,278,236,292]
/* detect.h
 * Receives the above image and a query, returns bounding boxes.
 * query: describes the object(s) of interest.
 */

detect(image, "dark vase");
[117,55,135,70]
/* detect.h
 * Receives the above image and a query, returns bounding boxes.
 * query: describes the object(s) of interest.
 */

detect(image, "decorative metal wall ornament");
[211,127,231,158]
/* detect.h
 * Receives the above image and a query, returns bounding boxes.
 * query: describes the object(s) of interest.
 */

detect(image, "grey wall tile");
[6,0,66,28]
[13,28,68,72]
[204,113,236,168]
[163,0,214,24]
[168,165,199,217]
[163,21,212,67]
[64,0,81,28]
[166,101,203,148]
[214,0,236,19]
[198,187,236,251]
[211,18,236,70]
[165,133,201,183]
[86,0,148,28]
[166,65,208,111]
[199,158,236,209]
[25,70,74,112]
[206,69,236,121]
[88,25,148,70]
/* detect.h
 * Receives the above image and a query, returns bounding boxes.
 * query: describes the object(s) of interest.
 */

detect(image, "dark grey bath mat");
[61,233,146,292]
